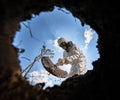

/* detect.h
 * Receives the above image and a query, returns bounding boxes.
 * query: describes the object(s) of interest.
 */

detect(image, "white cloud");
[46,39,53,44]
[53,38,63,52]
[27,69,67,89]
[28,70,53,88]
[84,28,94,49]
[47,38,63,52]
[59,64,71,73]
[29,70,39,76]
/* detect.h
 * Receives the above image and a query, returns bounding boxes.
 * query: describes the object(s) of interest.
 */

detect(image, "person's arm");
[56,58,65,66]
[65,50,80,63]
[64,44,81,63]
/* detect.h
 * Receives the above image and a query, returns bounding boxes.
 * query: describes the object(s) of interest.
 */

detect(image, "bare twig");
[23,22,41,41]
[23,22,33,37]
[21,44,55,77]
[21,57,31,62]
[58,8,70,14]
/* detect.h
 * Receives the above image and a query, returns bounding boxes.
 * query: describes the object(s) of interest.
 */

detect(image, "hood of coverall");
[57,37,67,45]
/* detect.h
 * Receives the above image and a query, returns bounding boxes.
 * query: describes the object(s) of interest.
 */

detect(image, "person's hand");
[58,59,65,65]
[57,58,65,66]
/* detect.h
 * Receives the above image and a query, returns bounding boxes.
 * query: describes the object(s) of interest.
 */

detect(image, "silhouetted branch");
[19,48,25,53]
[21,57,31,62]
[23,22,33,37]
[23,22,40,41]
[21,43,55,77]
[58,8,70,14]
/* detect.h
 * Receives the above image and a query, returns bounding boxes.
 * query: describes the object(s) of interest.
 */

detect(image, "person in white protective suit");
[56,37,88,78]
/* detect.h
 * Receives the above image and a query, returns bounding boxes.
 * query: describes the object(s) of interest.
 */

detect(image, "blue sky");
[12,6,99,89]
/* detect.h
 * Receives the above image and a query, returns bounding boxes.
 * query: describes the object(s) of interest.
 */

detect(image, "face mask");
[66,41,73,52]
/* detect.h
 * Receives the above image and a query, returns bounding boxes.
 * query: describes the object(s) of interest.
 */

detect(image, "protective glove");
[56,58,65,66]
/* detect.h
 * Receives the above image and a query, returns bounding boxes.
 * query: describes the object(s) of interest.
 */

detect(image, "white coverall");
[63,43,87,78]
